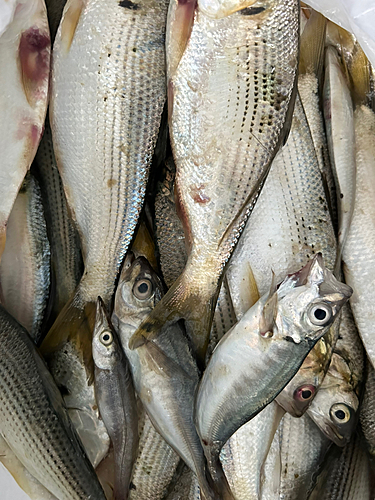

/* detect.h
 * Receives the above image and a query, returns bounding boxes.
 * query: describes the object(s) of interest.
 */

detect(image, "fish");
[195,255,351,486]
[360,362,375,459]
[164,464,200,500]
[0,436,58,500]
[224,92,337,418]
[342,53,375,368]
[309,431,371,500]
[220,401,284,500]
[259,421,282,500]
[297,9,337,229]
[0,173,50,344]
[0,304,106,500]
[154,157,187,289]
[33,117,82,325]
[307,353,359,447]
[0,0,50,259]
[277,414,331,500]
[112,253,219,500]
[323,44,356,275]
[129,0,300,362]
[43,0,169,375]
[129,409,180,500]
[92,298,139,500]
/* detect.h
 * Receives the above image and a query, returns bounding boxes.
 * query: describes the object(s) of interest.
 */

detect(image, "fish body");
[278,414,331,500]
[360,362,375,458]
[195,256,351,483]
[342,104,375,367]
[0,305,106,500]
[112,254,217,499]
[0,0,50,258]
[130,0,300,361]
[50,0,168,307]
[93,298,139,500]
[34,119,82,323]
[0,173,50,344]
[0,436,57,500]
[309,431,371,500]
[323,45,356,273]
[129,410,180,500]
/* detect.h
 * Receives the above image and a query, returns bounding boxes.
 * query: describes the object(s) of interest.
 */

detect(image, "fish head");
[276,337,328,416]
[113,252,163,327]
[92,297,121,370]
[307,354,358,447]
[275,254,352,344]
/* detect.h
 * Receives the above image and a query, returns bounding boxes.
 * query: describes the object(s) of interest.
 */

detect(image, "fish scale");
[50,0,168,305]
[0,305,106,500]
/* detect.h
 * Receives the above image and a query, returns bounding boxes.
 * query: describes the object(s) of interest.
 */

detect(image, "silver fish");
[0,0,50,258]
[195,255,351,485]
[112,254,218,499]
[0,436,57,500]
[93,298,139,500]
[0,305,106,500]
[323,45,356,275]
[130,0,300,362]
[44,0,169,374]
[360,362,375,458]
[33,118,82,323]
[129,409,180,500]
[309,431,371,500]
[278,414,331,500]
[0,173,50,344]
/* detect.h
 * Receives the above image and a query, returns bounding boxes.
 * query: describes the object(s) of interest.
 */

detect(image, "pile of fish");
[1,0,375,498]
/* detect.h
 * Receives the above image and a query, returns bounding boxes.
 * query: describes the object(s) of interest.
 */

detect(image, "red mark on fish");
[189,184,210,204]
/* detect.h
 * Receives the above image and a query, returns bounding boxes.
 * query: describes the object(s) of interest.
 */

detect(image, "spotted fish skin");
[129,0,300,362]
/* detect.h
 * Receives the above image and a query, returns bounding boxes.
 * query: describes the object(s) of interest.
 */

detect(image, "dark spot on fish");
[294,473,299,479]
[107,178,117,188]
[119,0,139,9]
[19,182,28,194]
[129,482,136,491]
[240,6,265,15]
[132,47,137,53]
[104,96,107,102]
[202,439,209,446]
[340,193,344,199]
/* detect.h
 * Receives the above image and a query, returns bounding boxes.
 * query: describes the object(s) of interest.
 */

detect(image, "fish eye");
[330,403,351,424]
[308,304,332,326]
[100,330,113,346]
[133,278,153,300]
[293,384,316,402]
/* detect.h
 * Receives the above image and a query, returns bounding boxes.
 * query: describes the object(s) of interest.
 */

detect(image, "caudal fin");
[128,269,216,365]
[40,288,96,380]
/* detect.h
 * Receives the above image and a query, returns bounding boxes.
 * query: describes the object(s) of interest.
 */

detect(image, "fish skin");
[360,362,375,458]
[309,431,371,500]
[154,157,187,289]
[342,104,375,368]
[93,298,139,500]
[307,353,359,447]
[0,305,106,500]
[129,409,180,500]
[33,118,82,324]
[0,436,58,500]
[0,173,50,344]
[323,45,356,275]
[50,0,168,307]
[221,401,284,500]
[195,255,351,485]
[259,420,282,500]
[277,414,331,500]
[225,94,337,418]
[112,254,218,500]
[0,0,50,258]
[164,463,200,500]
[129,0,300,361]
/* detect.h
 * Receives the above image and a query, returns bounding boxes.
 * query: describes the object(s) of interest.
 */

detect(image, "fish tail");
[128,269,215,365]
[299,9,326,79]
[40,287,96,380]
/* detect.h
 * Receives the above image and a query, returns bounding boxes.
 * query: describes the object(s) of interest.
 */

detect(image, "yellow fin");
[348,42,370,106]
[60,0,85,53]
[299,9,326,77]
[132,221,158,272]
[40,291,96,381]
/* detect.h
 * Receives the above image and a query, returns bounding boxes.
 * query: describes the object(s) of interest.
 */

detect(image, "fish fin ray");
[60,0,85,53]
[299,9,326,79]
